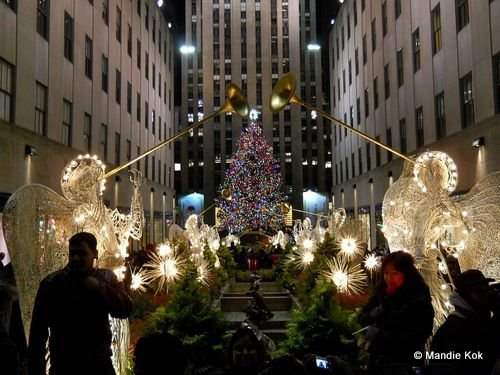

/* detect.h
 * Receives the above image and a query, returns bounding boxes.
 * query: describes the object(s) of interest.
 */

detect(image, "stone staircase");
[220,281,295,342]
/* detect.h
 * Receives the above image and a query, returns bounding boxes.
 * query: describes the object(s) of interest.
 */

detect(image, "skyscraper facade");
[0,0,176,244]
[176,0,334,225]
[329,0,500,246]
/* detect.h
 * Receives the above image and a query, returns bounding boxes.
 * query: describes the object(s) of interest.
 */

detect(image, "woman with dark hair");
[359,251,434,375]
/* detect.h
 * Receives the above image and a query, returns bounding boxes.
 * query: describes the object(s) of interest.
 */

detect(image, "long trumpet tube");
[104,84,249,179]
[292,208,329,218]
[291,96,415,165]
[104,111,219,178]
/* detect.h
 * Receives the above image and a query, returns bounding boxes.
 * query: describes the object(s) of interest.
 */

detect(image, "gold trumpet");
[270,73,415,165]
[104,84,249,178]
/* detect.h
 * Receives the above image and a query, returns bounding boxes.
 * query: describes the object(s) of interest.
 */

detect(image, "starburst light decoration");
[144,251,185,294]
[363,253,381,272]
[338,236,361,259]
[324,256,367,295]
[130,268,147,293]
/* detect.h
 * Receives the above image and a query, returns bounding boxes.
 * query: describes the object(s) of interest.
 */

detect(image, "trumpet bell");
[224,83,249,118]
[270,73,297,113]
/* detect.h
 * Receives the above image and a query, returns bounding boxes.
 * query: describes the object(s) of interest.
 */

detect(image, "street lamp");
[307,43,321,51]
[156,0,164,7]
[180,45,196,54]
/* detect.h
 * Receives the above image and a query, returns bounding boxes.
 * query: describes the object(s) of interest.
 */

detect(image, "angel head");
[382,152,463,257]
[61,154,106,204]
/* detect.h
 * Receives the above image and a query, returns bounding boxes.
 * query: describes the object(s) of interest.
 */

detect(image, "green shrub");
[144,266,229,367]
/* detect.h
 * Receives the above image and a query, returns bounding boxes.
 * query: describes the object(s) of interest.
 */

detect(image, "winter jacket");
[428,292,500,375]
[359,281,434,369]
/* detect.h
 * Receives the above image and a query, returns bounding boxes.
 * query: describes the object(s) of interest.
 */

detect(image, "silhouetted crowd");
[1,233,500,374]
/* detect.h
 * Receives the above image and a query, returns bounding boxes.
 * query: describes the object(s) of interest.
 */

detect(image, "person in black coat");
[358,251,434,375]
[28,232,132,375]
[428,269,500,375]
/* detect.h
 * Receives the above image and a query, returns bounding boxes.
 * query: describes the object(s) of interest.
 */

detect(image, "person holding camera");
[358,251,434,375]
[28,232,132,375]
[428,269,500,375]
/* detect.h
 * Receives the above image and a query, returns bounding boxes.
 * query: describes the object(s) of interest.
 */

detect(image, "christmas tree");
[216,121,286,233]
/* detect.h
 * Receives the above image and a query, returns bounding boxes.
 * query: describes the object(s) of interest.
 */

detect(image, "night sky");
[162,0,340,107]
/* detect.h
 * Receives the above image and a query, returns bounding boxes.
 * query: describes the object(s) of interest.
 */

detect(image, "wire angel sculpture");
[184,214,221,273]
[2,154,144,375]
[382,151,500,324]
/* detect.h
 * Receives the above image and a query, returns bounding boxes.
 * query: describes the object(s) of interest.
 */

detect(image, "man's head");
[455,269,494,312]
[68,232,98,275]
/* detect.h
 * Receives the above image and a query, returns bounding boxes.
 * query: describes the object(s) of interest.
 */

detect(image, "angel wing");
[454,172,500,279]
[2,184,77,335]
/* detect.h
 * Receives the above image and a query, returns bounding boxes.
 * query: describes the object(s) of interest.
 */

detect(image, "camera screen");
[315,357,329,369]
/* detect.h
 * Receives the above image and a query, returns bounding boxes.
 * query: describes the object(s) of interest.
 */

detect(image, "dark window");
[395,0,401,19]
[126,140,131,162]
[35,82,47,136]
[101,55,108,92]
[364,89,369,117]
[347,14,351,39]
[397,49,404,87]
[375,136,381,166]
[415,107,424,148]
[37,0,49,39]
[115,69,121,104]
[353,0,357,25]
[152,110,155,135]
[137,40,141,69]
[382,2,388,36]
[100,124,108,161]
[348,60,352,85]
[152,64,155,88]
[102,0,109,25]
[358,148,363,174]
[435,92,446,139]
[137,0,141,16]
[356,97,361,124]
[456,0,469,32]
[62,99,72,146]
[152,17,156,43]
[494,53,500,114]
[145,52,149,79]
[412,28,421,72]
[386,128,393,161]
[136,92,141,121]
[374,77,379,109]
[145,3,149,30]
[64,12,74,62]
[362,35,367,64]
[2,0,16,12]
[115,132,121,165]
[366,143,371,170]
[399,118,407,154]
[85,35,93,79]
[127,82,132,113]
[384,64,390,99]
[371,19,376,51]
[431,4,442,54]
[84,113,92,152]
[355,49,359,75]
[116,7,121,42]
[460,72,474,128]
[127,25,132,56]
[144,101,149,128]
